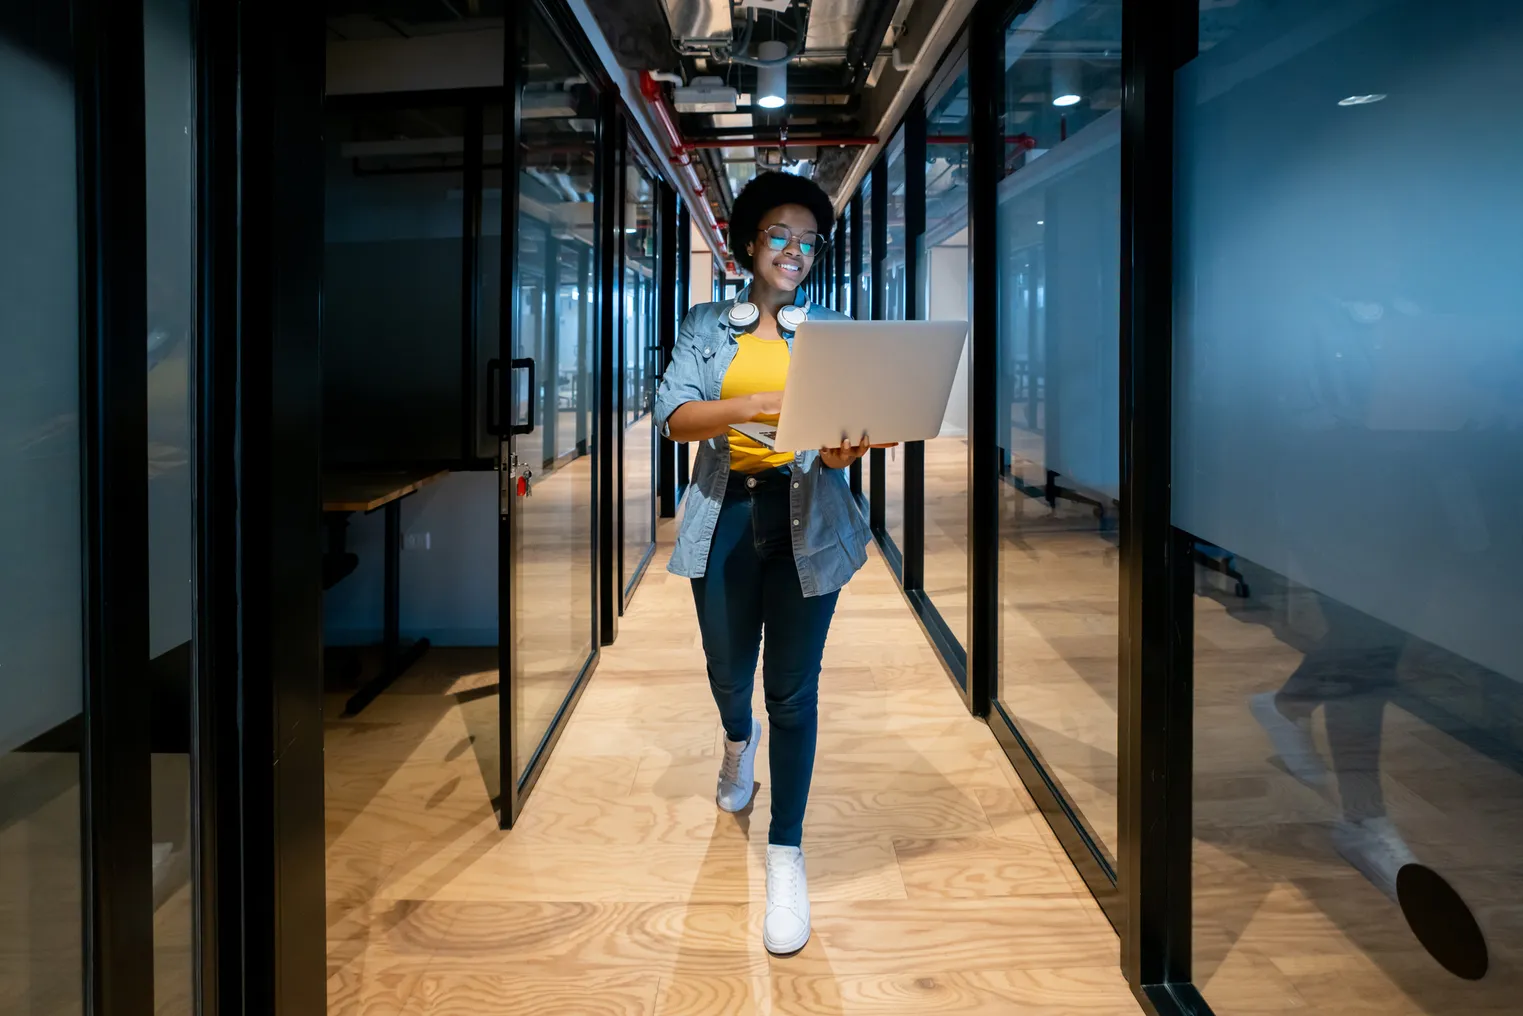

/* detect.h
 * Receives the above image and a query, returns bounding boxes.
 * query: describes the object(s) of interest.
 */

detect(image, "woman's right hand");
[745,390,785,420]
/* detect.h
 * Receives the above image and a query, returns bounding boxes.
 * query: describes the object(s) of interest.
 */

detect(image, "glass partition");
[992,0,1123,858]
[145,0,197,1005]
[502,5,599,788]
[1176,0,1523,1007]
[0,8,85,1009]
[882,130,909,552]
[924,62,972,651]
[621,148,658,600]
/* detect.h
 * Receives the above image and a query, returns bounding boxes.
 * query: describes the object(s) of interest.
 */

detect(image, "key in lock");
[515,467,534,497]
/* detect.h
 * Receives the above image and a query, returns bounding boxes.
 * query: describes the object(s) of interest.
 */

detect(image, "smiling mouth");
[777,261,801,274]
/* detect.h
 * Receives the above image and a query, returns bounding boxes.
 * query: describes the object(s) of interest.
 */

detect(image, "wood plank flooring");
[324,507,1137,1013]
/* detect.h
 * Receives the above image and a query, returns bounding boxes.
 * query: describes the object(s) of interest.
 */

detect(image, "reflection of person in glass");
[654,172,881,955]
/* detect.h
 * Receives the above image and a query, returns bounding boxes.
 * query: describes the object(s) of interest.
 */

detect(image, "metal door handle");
[510,357,536,436]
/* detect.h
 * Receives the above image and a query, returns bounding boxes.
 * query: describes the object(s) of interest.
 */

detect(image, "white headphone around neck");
[725,292,812,337]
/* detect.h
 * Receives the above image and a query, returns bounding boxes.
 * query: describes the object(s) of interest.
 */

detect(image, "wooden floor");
[324,515,1138,1013]
[912,434,1523,1014]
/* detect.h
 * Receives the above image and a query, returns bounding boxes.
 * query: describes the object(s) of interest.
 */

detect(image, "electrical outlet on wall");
[403,532,431,551]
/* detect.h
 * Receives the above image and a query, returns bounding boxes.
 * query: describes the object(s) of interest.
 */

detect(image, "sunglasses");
[759,223,824,258]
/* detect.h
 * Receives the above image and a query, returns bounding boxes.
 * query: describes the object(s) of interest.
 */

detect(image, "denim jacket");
[654,287,871,598]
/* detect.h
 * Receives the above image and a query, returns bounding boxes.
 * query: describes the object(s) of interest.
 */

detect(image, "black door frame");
[74,0,155,1010]
[498,0,613,826]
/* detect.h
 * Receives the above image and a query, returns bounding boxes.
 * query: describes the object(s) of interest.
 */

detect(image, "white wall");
[929,243,970,436]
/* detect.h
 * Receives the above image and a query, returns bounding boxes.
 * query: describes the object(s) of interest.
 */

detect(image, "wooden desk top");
[322,468,449,513]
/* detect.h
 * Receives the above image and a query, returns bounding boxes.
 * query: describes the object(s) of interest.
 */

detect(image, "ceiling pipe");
[638,70,731,267]
[678,135,878,151]
[845,0,901,95]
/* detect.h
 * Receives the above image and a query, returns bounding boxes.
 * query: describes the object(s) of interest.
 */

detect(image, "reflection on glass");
[507,6,599,782]
[145,0,195,1007]
[993,0,1122,856]
[323,103,465,466]
[858,176,874,323]
[0,8,84,1011]
[883,131,908,551]
[622,154,657,596]
[1177,0,1523,1007]
[923,65,972,649]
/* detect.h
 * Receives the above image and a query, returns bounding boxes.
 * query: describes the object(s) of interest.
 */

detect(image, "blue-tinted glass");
[993,0,1123,857]
[0,9,85,1011]
[924,63,972,650]
[1176,1,1523,1007]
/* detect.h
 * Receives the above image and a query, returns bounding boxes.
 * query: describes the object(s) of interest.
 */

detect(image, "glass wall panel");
[621,153,657,596]
[858,175,874,323]
[323,103,465,466]
[144,0,195,1007]
[506,8,599,780]
[924,63,972,649]
[1176,1,1523,1008]
[0,6,85,1011]
[992,0,1122,856]
[883,131,909,551]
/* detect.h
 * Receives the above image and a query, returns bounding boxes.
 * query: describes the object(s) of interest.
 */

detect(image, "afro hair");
[726,171,836,274]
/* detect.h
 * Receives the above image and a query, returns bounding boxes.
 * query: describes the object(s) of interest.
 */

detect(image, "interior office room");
[2,0,1519,1014]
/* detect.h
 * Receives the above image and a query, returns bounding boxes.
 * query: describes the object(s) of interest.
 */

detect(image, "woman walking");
[653,171,876,955]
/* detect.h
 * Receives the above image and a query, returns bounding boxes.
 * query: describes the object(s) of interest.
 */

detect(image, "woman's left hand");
[819,435,872,470]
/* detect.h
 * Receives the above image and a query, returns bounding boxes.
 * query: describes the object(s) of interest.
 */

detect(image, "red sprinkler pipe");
[637,71,727,256]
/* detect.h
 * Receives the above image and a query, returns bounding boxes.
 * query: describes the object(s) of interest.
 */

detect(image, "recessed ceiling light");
[1053,94,1081,107]
[624,227,637,234]
[1037,220,1044,225]
[1338,94,1387,106]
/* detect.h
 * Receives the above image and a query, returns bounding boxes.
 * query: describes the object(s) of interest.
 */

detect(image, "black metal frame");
[597,97,621,648]
[848,192,865,499]
[218,0,330,1008]
[658,187,682,519]
[195,0,242,1008]
[1118,0,1204,1011]
[867,157,889,542]
[74,0,155,1009]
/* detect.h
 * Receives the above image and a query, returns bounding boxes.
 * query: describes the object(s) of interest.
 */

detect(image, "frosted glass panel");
[1177,1,1523,1007]
[0,10,85,1012]
[1173,0,1523,682]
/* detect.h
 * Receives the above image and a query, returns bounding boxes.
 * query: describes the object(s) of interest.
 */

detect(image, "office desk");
[322,468,448,716]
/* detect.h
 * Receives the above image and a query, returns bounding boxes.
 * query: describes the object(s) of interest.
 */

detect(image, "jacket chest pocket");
[699,339,725,400]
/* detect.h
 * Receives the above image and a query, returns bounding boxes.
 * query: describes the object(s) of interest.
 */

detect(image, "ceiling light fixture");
[1338,93,1387,106]
[673,76,739,114]
[1051,59,1081,108]
[755,40,789,109]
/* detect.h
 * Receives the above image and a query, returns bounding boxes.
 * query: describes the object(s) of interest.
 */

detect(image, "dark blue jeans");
[691,466,840,847]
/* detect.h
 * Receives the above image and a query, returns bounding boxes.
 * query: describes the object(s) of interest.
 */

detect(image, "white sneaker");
[764,844,811,955]
[717,718,761,813]
[1249,691,1329,788]
[1332,815,1419,902]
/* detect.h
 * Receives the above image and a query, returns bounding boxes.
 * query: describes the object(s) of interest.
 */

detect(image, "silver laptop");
[731,320,969,452]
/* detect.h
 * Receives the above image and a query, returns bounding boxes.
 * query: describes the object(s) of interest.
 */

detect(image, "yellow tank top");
[721,332,793,473]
